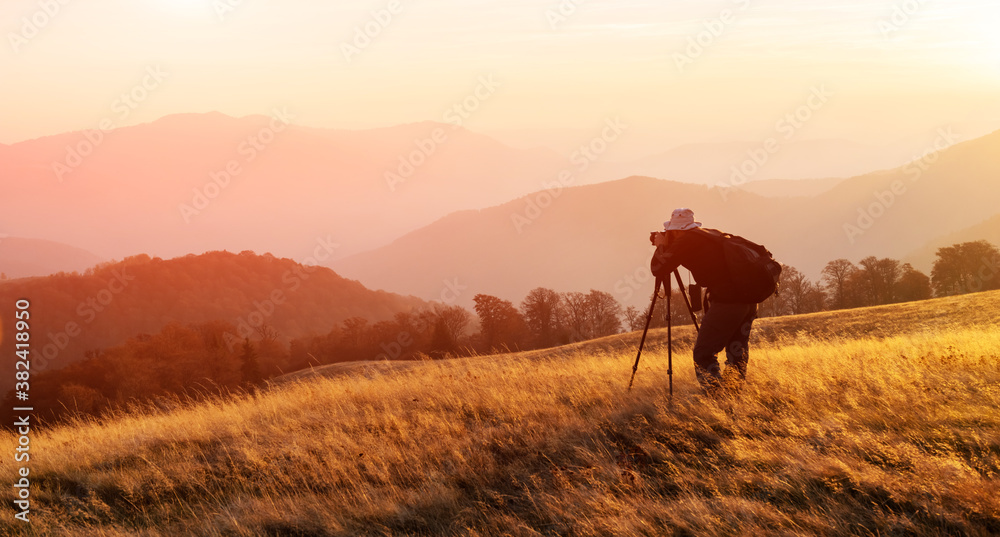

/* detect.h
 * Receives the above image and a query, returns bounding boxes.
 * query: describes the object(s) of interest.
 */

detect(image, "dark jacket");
[651,228,742,302]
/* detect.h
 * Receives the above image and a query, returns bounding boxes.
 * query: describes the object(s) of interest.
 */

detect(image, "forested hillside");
[0,251,425,373]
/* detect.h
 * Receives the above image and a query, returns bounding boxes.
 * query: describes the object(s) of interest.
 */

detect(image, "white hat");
[664,208,702,231]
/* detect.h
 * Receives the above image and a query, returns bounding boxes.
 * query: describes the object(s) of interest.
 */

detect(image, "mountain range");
[904,213,1000,272]
[0,113,568,261]
[0,237,102,279]
[2,113,967,268]
[3,114,998,311]
[334,130,1000,308]
[624,139,915,185]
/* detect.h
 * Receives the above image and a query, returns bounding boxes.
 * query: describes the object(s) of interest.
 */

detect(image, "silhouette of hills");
[335,177,790,308]
[736,177,844,197]
[904,213,1000,273]
[0,237,103,278]
[0,112,567,261]
[626,139,914,185]
[334,130,1000,308]
[0,250,426,372]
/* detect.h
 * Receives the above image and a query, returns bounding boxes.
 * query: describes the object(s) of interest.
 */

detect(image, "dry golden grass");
[2,291,1000,536]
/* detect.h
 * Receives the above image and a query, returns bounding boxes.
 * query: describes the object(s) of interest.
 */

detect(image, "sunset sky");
[2,0,999,152]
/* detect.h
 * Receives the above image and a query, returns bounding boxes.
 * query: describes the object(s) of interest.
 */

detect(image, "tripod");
[628,269,701,396]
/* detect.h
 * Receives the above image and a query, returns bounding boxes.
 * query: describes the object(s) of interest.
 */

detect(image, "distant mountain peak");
[152,110,237,122]
[0,237,103,279]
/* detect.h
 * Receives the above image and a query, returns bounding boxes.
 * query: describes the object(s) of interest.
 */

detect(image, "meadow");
[2,290,999,536]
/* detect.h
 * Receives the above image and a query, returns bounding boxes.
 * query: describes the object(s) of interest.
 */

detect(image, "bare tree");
[623,306,642,332]
[520,287,562,348]
[783,267,824,314]
[428,305,472,354]
[821,259,857,310]
[759,267,795,317]
[586,290,623,337]
[560,291,591,341]
[434,304,472,343]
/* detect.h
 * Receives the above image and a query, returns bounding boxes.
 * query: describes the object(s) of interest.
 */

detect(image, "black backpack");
[702,228,782,303]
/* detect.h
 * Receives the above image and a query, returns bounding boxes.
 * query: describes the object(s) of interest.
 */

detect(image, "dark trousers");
[692,301,757,389]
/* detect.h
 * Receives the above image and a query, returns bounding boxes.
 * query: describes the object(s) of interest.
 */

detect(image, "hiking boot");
[721,367,745,395]
[695,364,723,395]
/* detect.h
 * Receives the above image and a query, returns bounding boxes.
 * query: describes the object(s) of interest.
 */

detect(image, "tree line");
[0,250,425,375]
[758,240,1000,316]
[288,288,627,365]
[6,240,996,426]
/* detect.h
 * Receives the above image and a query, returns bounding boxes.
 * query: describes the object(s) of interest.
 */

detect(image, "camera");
[650,230,667,245]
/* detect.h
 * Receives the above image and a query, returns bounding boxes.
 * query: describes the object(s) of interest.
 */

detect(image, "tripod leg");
[667,276,673,399]
[673,269,700,333]
[628,279,661,390]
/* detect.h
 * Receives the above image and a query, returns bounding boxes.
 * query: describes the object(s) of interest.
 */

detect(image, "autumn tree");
[623,306,643,331]
[821,259,857,310]
[782,266,825,314]
[430,304,472,354]
[895,263,932,302]
[520,287,563,348]
[560,291,591,342]
[240,338,262,385]
[931,240,1000,297]
[340,317,372,360]
[586,290,623,337]
[10,322,245,424]
[758,267,794,317]
[854,256,902,306]
[473,294,526,352]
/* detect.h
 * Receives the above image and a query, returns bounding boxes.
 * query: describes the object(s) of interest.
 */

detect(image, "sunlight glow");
[1,0,999,143]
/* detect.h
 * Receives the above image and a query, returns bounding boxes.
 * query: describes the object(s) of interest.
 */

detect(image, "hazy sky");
[2,0,999,148]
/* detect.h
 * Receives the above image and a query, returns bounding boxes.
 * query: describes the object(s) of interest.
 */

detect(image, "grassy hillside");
[2,291,999,536]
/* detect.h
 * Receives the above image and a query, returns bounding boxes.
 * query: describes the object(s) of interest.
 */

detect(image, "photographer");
[650,208,758,395]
